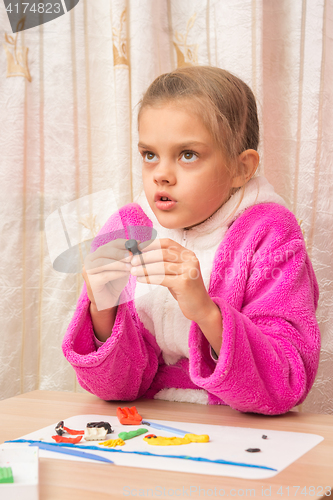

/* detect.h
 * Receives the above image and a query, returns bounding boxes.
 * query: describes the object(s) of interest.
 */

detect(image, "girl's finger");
[131,247,168,265]
[87,266,131,285]
[89,239,131,262]
[130,261,172,277]
[138,238,174,252]
[135,274,176,285]
[86,260,131,275]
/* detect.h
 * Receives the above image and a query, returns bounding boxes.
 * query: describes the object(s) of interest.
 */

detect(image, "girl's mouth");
[155,199,177,210]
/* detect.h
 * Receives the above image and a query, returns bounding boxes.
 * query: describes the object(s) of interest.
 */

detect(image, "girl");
[62,66,320,415]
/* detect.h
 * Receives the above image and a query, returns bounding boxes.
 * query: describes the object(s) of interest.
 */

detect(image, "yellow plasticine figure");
[99,438,125,447]
[143,433,209,446]
[186,433,210,443]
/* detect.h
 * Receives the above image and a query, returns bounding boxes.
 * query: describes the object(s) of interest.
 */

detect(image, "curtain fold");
[0,0,332,413]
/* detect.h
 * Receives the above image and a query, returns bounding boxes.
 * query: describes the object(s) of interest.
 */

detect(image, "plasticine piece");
[185,433,210,443]
[55,420,85,436]
[6,438,277,471]
[63,426,84,435]
[144,435,186,446]
[99,438,125,448]
[246,448,261,453]
[52,435,83,444]
[0,466,14,484]
[143,433,210,446]
[262,435,268,439]
[118,428,148,441]
[55,421,65,436]
[141,420,190,436]
[87,421,113,434]
[117,406,142,425]
[84,427,108,441]
[125,239,151,285]
[125,239,142,256]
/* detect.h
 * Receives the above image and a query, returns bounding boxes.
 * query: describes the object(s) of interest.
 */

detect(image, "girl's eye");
[142,152,158,163]
[181,151,198,163]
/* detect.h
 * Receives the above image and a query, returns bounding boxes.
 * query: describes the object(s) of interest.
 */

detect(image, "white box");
[0,446,39,500]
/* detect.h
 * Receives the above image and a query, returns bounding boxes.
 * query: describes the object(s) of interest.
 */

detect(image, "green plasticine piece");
[0,466,14,483]
[118,428,148,441]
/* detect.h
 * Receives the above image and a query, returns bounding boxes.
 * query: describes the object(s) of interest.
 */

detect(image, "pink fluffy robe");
[62,201,320,415]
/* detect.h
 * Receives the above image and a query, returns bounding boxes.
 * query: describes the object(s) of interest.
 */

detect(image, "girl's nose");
[153,160,176,184]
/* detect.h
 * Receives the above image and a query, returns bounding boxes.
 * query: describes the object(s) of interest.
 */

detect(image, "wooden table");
[0,390,332,499]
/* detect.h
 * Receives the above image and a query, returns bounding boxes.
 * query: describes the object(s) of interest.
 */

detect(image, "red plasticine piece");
[63,426,84,435]
[117,406,142,425]
[52,435,83,444]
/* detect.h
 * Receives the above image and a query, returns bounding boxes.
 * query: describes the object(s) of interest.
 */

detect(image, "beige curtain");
[0,0,332,414]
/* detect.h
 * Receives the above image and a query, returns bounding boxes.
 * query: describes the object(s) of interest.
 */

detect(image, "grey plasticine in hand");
[125,239,149,281]
[125,239,142,256]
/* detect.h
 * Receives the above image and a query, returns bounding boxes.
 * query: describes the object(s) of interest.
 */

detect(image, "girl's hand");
[82,238,133,311]
[130,238,211,323]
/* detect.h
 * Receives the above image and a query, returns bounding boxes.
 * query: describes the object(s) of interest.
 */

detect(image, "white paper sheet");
[2,414,323,480]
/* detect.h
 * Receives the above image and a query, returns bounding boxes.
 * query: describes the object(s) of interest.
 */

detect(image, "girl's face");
[138,103,233,230]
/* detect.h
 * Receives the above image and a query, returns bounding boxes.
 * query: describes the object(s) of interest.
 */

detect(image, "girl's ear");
[231,149,260,188]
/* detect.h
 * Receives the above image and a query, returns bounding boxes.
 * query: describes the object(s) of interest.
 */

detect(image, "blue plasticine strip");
[141,420,190,437]
[28,441,113,463]
[6,439,277,471]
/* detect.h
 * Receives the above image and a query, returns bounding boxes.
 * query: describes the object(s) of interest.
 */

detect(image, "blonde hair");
[138,66,259,195]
